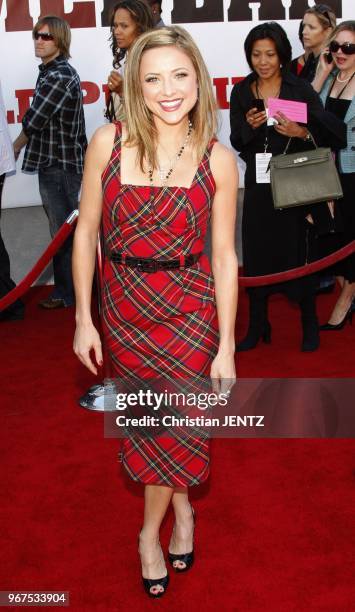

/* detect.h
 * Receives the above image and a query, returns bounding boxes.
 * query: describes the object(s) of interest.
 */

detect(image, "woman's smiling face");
[140,45,198,127]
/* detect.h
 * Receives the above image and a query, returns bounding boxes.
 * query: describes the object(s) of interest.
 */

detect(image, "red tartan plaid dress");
[101,122,219,487]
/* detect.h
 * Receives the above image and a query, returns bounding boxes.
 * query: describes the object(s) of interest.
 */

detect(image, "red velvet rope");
[0,212,354,311]
[0,211,78,312]
[238,240,355,286]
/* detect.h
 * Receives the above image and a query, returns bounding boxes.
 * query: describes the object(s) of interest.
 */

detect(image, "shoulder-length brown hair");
[33,15,71,59]
[123,26,218,171]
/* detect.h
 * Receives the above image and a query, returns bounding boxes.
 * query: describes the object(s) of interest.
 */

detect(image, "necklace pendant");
[158,169,166,182]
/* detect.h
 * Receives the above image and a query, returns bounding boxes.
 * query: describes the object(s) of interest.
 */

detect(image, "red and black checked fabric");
[101,122,219,487]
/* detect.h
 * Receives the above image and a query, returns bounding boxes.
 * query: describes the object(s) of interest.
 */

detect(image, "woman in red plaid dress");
[73,27,238,598]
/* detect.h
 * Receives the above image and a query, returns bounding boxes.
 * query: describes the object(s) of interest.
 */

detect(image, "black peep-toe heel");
[168,506,195,573]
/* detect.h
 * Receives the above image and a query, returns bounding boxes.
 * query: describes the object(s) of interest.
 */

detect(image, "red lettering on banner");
[15,89,35,122]
[6,110,15,124]
[102,84,110,103]
[39,1,96,28]
[10,78,243,122]
[231,77,244,85]
[213,77,243,110]
[1,0,96,31]
[213,78,229,110]
[3,0,32,32]
[81,81,101,104]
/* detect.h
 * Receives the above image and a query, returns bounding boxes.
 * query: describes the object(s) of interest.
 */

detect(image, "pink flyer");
[268,97,308,123]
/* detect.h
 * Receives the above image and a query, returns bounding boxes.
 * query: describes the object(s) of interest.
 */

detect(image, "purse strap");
[283,132,317,155]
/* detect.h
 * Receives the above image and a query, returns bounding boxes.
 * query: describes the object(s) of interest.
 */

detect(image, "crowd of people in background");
[1,0,354,600]
[0,1,354,355]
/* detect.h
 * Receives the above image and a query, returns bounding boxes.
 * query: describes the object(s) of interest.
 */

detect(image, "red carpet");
[1,286,355,611]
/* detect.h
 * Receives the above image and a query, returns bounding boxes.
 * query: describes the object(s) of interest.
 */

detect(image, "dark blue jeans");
[38,165,82,306]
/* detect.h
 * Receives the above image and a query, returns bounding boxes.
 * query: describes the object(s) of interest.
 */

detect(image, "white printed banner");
[0,0,352,207]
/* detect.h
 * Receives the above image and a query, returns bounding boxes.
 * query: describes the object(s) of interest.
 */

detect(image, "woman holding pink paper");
[230,22,346,352]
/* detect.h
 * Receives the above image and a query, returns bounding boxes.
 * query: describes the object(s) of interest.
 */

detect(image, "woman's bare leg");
[168,487,195,570]
[328,279,355,325]
[139,484,173,594]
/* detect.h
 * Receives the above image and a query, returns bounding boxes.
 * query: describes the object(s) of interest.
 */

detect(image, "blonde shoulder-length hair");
[122,26,218,171]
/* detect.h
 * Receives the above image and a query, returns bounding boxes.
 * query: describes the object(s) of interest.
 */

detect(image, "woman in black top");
[313,21,355,330]
[290,4,336,82]
[230,22,346,352]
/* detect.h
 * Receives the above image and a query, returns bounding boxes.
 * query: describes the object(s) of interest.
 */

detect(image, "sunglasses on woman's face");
[33,32,54,41]
[330,40,355,55]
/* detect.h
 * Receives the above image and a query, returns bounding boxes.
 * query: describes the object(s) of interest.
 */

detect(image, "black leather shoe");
[301,326,320,352]
[0,307,25,321]
[316,282,336,295]
[168,506,195,573]
[237,321,271,352]
[139,533,169,598]
[319,307,353,331]
[38,297,67,309]
[142,574,169,598]
[300,296,319,352]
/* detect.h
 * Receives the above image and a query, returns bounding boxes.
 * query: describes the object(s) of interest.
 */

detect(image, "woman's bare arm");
[72,123,115,374]
[209,142,239,392]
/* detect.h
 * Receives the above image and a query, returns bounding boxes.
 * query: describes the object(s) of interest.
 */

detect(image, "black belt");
[107,251,202,272]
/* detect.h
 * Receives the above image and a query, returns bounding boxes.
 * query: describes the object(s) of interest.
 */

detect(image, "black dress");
[290,53,319,83]
[324,96,355,282]
[230,71,347,300]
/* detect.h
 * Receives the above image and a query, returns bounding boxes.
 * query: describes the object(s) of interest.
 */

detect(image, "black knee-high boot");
[237,293,271,352]
[299,294,319,352]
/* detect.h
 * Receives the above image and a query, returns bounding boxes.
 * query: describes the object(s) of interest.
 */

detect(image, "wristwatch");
[303,131,313,142]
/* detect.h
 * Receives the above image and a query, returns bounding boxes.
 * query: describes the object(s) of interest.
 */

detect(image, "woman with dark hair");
[105,0,153,121]
[313,21,355,330]
[230,22,346,352]
[290,4,336,82]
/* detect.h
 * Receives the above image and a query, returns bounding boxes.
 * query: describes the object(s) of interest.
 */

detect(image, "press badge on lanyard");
[255,152,272,183]
[255,121,272,184]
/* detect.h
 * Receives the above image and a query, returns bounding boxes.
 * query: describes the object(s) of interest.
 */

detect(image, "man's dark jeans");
[38,165,82,306]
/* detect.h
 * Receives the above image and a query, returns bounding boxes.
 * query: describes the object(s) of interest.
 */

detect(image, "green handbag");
[270,136,343,210]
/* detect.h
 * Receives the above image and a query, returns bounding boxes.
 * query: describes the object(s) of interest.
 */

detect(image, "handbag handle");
[283,132,317,155]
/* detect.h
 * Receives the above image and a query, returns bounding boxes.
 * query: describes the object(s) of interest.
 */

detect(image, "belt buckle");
[137,259,158,273]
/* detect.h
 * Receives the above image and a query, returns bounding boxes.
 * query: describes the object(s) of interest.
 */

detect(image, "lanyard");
[255,80,281,154]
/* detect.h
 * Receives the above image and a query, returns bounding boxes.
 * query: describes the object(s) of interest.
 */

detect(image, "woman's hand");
[107,70,123,94]
[246,107,267,129]
[274,112,308,139]
[73,321,103,375]
[210,350,236,396]
[317,47,335,77]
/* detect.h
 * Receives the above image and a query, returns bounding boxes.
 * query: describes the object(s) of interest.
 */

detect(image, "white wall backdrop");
[0,0,353,208]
